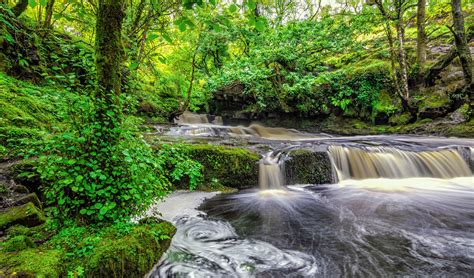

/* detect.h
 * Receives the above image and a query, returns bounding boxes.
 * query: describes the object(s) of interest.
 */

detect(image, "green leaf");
[229,4,238,13]
[99,206,108,215]
[178,22,187,32]
[40,0,47,6]
[129,62,139,70]
[247,0,256,10]
[146,33,159,42]
[255,19,266,32]
[28,0,37,8]
[162,33,173,43]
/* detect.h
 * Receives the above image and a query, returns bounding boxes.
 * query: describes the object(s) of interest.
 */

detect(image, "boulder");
[285,149,334,185]
[0,202,45,231]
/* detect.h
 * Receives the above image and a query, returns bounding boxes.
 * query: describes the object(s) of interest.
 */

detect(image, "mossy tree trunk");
[94,0,126,133]
[450,0,473,103]
[42,0,55,29]
[12,0,28,16]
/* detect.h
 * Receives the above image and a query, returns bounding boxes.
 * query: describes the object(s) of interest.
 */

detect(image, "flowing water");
[149,113,474,277]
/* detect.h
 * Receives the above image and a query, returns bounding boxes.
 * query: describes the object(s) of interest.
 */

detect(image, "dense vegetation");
[0,0,472,276]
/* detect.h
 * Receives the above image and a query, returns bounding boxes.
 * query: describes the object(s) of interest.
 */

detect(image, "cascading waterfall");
[151,120,474,277]
[328,145,472,180]
[258,151,285,190]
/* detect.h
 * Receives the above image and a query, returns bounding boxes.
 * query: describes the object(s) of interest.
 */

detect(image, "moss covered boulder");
[0,202,45,231]
[187,144,259,189]
[285,149,334,185]
[82,220,176,277]
[0,220,176,277]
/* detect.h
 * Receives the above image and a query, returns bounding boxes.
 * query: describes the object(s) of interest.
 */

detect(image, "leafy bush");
[155,144,203,191]
[36,98,171,223]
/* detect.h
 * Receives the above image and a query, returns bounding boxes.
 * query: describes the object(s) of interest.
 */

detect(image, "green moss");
[6,224,51,241]
[0,248,63,277]
[1,235,36,252]
[0,202,45,231]
[186,144,259,189]
[389,112,411,126]
[83,221,176,277]
[285,149,334,185]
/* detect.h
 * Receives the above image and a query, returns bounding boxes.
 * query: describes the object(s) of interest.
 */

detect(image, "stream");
[148,113,474,277]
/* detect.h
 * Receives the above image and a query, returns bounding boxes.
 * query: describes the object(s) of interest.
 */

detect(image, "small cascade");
[258,151,285,190]
[329,146,472,180]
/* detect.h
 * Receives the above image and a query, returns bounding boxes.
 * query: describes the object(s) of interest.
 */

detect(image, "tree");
[416,0,426,68]
[42,0,55,29]
[450,0,473,103]
[370,0,415,114]
[95,0,126,128]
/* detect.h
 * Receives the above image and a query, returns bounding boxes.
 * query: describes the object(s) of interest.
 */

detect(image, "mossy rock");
[285,149,334,185]
[389,112,411,126]
[12,193,42,209]
[187,144,259,189]
[10,159,43,200]
[0,248,63,277]
[0,202,45,231]
[6,224,51,241]
[83,221,176,278]
[1,235,36,252]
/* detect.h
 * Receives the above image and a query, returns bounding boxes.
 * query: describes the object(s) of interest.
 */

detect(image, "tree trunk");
[451,0,473,102]
[95,0,126,129]
[416,0,426,67]
[12,0,28,16]
[396,20,409,103]
[43,0,55,29]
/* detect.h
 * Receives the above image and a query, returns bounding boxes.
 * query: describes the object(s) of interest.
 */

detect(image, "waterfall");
[258,151,285,189]
[328,146,472,180]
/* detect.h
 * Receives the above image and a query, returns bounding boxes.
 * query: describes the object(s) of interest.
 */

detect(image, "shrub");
[36,99,171,223]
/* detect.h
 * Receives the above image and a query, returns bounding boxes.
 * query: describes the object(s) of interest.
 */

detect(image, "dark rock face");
[285,149,334,185]
[418,105,450,119]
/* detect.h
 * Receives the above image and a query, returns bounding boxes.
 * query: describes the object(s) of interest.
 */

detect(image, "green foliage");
[155,144,203,191]
[204,16,391,116]
[36,98,170,223]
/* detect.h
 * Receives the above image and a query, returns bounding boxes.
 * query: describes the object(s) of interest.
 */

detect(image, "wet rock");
[12,193,42,209]
[285,149,334,185]
[11,184,29,194]
[0,202,45,231]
